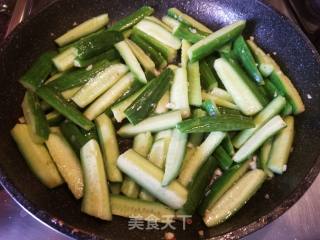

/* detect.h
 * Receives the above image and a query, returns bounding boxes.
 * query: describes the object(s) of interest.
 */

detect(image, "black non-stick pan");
[0,0,319,239]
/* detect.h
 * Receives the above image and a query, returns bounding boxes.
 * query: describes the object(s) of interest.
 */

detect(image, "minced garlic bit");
[265,193,270,199]
[214,168,222,177]
[249,36,254,41]
[283,164,287,172]
[307,94,312,99]
[86,64,93,71]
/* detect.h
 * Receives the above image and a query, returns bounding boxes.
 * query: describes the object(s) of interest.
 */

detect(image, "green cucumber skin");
[47,60,112,91]
[179,156,218,215]
[202,99,219,117]
[188,21,246,63]
[22,91,50,142]
[46,111,63,126]
[189,109,207,147]
[198,160,250,215]
[130,33,167,69]
[214,146,233,170]
[108,6,154,32]
[74,30,123,60]
[199,59,218,91]
[125,69,173,124]
[36,86,94,131]
[167,8,212,34]
[113,80,144,105]
[20,51,57,91]
[74,48,120,67]
[60,120,89,154]
[222,135,235,156]
[132,29,176,62]
[177,115,255,133]
[233,35,264,84]
[173,23,208,43]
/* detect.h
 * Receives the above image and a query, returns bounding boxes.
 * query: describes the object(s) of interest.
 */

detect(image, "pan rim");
[0,0,319,239]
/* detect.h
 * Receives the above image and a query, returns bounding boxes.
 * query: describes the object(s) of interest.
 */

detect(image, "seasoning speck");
[273,52,277,55]
[73,22,77,26]
[307,94,312,99]
[214,168,222,177]
[265,193,270,199]
[86,64,93,71]
[198,230,204,236]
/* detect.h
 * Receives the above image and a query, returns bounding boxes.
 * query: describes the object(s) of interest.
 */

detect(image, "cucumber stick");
[139,190,155,201]
[167,8,212,34]
[214,146,233,170]
[36,86,94,131]
[115,40,147,83]
[203,169,266,227]
[188,20,246,62]
[124,69,173,124]
[111,86,145,122]
[199,59,218,91]
[170,67,190,118]
[132,29,177,63]
[47,59,112,92]
[177,115,254,133]
[45,132,84,199]
[178,156,218,215]
[258,138,274,178]
[233,35,263,84]
[178,131,226,187]
[110,194,174,223]
[173,22,208,43]
[133,132,154,157]
[81,139,112,220]
[268,116,294,174]
[189,109,207,146]
[84,72,135,120]
[162,16,180,31]
[233,115,287,163]
[187,61,202,106]
[135,19,181,50]
[11,124,63,188]
[246,39,274,77]
[60,120,89,154]
[52,48,77,72]
[202,91,239,110]
[118,111,182,137]
[211,87,234,103]
[155,90,170,114]
[72,63,128,108]
[233,96,286,148]
[20,51,57,91]
[148,137,171,169]
[247,39,305,114]
[117,149,188,209]
[162,129,188,186]
[199,160,250,215]
[181,39,191,68]
[21,91,50,143]
[125,39,157,75]
[121,132,153,198]
[130,33,167,69]
[95,114,122,182]
[145,16,172,32]
[214,57,263,115]
[55,14,109,46]
[108,6,154,32]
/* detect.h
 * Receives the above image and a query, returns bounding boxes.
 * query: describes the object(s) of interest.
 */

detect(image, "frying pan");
[0,0,319,239]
